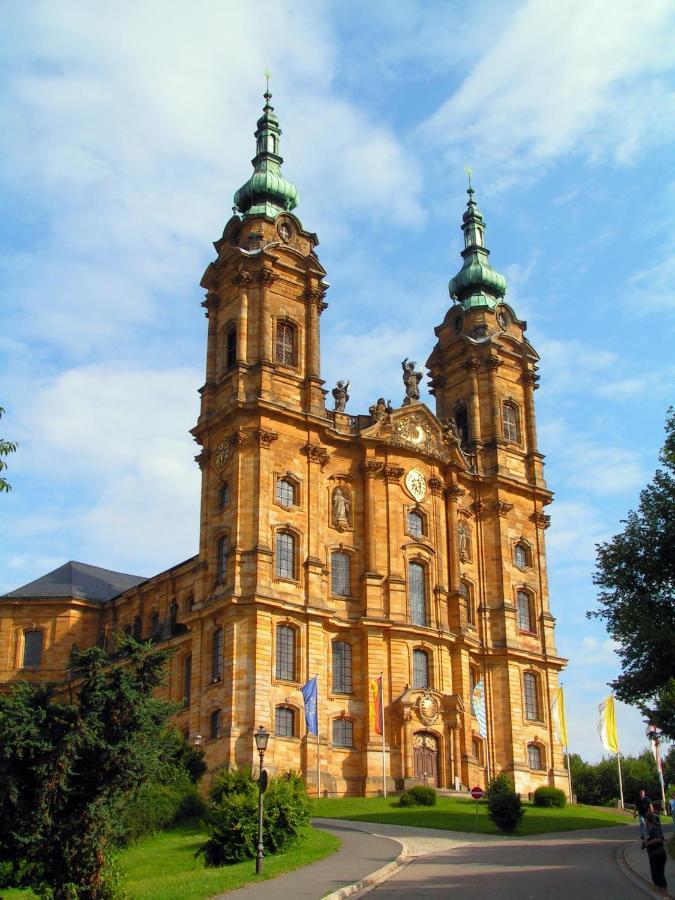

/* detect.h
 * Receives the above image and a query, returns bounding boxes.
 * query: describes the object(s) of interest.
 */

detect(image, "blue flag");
[301,676,318,735]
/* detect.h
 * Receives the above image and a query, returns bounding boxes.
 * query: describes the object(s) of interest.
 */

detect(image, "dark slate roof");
[2,561,147,604]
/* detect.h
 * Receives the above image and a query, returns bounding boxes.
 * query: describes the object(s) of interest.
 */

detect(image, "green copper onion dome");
[448,184,507,310]
[233,90,299,219]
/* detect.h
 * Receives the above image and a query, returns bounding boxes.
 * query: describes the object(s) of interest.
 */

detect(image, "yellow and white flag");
[551,686,568,747]
[598,695,618,753]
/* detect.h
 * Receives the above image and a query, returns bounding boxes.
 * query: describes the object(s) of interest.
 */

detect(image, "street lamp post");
[254,725,270,875]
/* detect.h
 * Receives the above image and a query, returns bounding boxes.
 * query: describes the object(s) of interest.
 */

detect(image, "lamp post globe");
[255,725,270,875]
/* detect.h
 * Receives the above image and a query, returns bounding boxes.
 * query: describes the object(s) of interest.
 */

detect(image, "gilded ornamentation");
[417,692,440,726]
[404,468,427,502]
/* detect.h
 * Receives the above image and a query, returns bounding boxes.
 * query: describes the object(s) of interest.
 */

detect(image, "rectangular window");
[524,672,540,721]
[276,624,295,681]
[211,627,223,683]
[503,403,519,442]
[275,321,296,366]
[332,718,353,748]
[517,591,532,632]
[216,536,227,583]
[22,630,43,668]
[331,551,351,597]
[412,649,429,689]
[210,708,222,739]
[275,706,295,737]
[275,531,295,579]
[409,562,427,626]
[528,744,542,770]
[332,640,353,694]
[226,327,237,370]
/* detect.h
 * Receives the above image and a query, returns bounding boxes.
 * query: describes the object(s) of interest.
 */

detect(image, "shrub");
[487,791,524,833]
[119,776,207,844]
[485,773,512,799]
[399,786,437,807]
[263,771,311,853]
[533,786,567,808]
[202,792,259,866]
[209,767,257,804]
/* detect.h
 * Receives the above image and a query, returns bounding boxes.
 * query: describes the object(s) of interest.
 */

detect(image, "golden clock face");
[214,440,230,468]
[412,424,426,444]
[405,468,427,502]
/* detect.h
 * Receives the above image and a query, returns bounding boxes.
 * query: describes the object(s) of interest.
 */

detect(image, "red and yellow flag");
[369,674,383,735]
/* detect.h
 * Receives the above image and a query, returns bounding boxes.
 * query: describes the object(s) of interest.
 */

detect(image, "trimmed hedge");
[487,790,524,833]
[398,785,437,807]
[533,786,567,808]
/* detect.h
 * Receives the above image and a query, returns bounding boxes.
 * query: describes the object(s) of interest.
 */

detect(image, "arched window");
[455,405,469,445]
[330,551,351,597]
[149,610,159,636]
[22,630,43,668]
[210,708,222,739]
[460,580,476,626]
[276,624,296,681]
[275,531,296,579]
[218,482,230,510]
[407,509,424,538]
[225,326,237,371]
[211,627,223,683]
[503,402,520,443]
[523,672,540,721]
[132,615,142,640]
[216,536,228,583]
[276,477,296,508]
[275,706,295,737]
[412,648,429,689]
[516,590,533,633]
[275,321,297,366]
[409,561,427,626]
[183,654,192,705]
[332,640,352,694]
[514,542,530,569]
[332,718,353,748]
[528,743,543,770]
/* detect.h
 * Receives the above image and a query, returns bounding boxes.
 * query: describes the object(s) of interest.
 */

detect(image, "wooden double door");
[413,731,439,786]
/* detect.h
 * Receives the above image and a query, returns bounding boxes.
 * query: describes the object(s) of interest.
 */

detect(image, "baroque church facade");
[1,91,568,797]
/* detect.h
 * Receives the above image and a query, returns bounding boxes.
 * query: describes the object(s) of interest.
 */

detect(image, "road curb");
[322,842,407,900]
[616,843,670,898]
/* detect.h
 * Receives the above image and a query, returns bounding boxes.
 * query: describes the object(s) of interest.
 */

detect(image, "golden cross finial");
[264,68,272,94]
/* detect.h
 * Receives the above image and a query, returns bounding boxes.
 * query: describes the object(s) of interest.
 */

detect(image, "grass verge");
[1,821,340,900]
[313,795,632,836]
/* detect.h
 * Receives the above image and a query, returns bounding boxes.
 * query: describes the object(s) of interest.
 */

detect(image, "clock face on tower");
[404,468,427,502]
[214,440,230,468]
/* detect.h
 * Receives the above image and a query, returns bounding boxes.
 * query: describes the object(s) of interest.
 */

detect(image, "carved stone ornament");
[445,484,466,501]
[256,427,279,449]
[214,441,230,468]
[457,520,470,561]
[401,358,423,406]
[301,441,330,468]
[369,397,393,423]
[258,268,278,287]
[495,500,514,517]
[195,449,211,470]
[331,486,352,530]
[332,380,350,412]
[307,288,328,315]
[383,464,404,484]
[234,270,252,287]
[276,217,294,242]
[428,476,444,497]
[530,511,551,529]
[417,692,440,727]
[392,411,431,449]
[404,468,427,502]
[413,731,439,750]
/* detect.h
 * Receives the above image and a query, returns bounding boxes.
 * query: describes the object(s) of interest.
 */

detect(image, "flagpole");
[616,748,624,810]
[560,685,573,802]
[380,672,387,798]
[316,673,321,799]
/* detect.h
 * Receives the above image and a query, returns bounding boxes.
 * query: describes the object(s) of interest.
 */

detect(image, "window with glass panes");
[407,509,424,538]
[332,718,353,748]
[216,536,228,582]
[514,542,529,568]
[332,640,353,693]
[183,654,192,705]
[211,627,223,682]
[516,590,532,632]
[331,551,351,596]
[276,624,295,681]
[503,402,519,442]
[409,561,427,626]
[149,610,159,634]
[276,477,295,507]
[524,672,540,720]
[275,706,295,737]
[412,648,429,689]
[275,531,295,579]
[460,580,475,625]
[226,327,237,370]
[218,482,229,509]
[275,321,296,366]
[210,708,222,739]
[528,743,542,769]
[22,630,43,668]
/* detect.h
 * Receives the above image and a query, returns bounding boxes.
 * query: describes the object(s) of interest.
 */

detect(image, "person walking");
[635,789,652,839]
[642,810,668,894]
[668,794,675,825]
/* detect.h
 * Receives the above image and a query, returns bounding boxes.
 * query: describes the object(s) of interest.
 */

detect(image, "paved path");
[358,823,673,899]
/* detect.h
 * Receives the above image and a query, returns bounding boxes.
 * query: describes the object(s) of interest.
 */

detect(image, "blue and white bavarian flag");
[301,675,318,735]
[471,679,487,738]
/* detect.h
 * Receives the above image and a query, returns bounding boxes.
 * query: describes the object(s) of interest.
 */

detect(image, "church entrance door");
[413,731,439,786]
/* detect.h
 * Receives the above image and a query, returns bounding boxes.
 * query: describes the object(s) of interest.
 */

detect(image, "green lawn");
[1,821,341,900]
[312,795,632,836]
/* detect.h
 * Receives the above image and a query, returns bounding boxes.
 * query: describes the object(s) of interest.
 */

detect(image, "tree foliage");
[589,407,675,738]
[0,406,17,493]
[567,748,672,807]
[0,639,175,899]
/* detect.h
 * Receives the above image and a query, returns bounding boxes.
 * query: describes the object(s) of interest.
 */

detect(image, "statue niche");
[458,520,471,562]
[331,486,352,531]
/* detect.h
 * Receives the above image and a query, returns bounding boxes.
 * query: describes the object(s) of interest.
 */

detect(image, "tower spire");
[448,179,507,310]
[233,82,299,220]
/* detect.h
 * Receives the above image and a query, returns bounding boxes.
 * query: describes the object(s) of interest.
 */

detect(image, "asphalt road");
[363,826,652,899]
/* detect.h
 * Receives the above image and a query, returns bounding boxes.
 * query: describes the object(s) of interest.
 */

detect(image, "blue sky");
[1,0,674,763]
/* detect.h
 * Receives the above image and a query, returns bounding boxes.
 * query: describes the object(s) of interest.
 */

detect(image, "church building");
[1,90,568,797]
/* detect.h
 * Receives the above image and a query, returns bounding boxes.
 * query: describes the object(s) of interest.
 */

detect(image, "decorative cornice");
[229,428,246,448]
[234,270,252,287]
[444,484,466,502]
[463,355,481,372]
[428,476,444,497]
[256,427,279,448]
[495,500,514,517]
[362,460,384,479]
[530,511,551,529]
[521,370,540,390]
[485,356,502,372]
[301,441,330,468]
[307,288,328,315]
[383,464,405,484]
[258,268,278,287]
[194,449,210,470]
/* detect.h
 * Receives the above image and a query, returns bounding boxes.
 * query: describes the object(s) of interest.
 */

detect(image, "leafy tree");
[589,407,675,739]
[0,406,17,493]
[0,639,174,899]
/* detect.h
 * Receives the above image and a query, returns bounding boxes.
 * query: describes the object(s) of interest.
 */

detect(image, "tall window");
[216,536,228,583]
[331,551,351,597]
[276,477,296,507]
[412,648,429,689]
[524,672,540,721]
[409,561,427,626]
[275,531,296,579]
[332,640,353,694]
[22,630,43,668]
[210,708,222,739]
[276,624,296,681]
[183,654,192,705]
[218,482,230,510]
[514,542,530,569]
[469,665,480,693]
[503,402,520,442]
[275,706,295,737]
[517,590,533,633]
[472,737,484,765]
[332,718,353,748]
[149,610,159,635]
[455,405,469,445]
[275,321,296,366]
[226,326,237,370]
[528,743,543,770]
[212,627,223,682]
[407,509,424,538]
[460,580,475,626]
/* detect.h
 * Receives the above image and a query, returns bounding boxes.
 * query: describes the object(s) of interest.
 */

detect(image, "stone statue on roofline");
[332,380,350,412]
[402,358,422,405]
